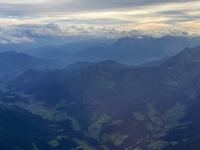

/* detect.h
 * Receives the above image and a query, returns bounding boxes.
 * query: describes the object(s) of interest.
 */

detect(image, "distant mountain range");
[0,51,67,83]
[22,40,113,60]
[0,51,66,71]
[0,37,118,53]
[1,45,200,149]
[22,35,200,65]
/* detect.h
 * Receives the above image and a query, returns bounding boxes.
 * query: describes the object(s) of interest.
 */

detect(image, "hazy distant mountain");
[0,35,118,53]
[0,51,65,71]
[22,35,200,65]
[0,51,66,83]
[59,40,114,53]
[160,35,200,55]
[138,57,170,67]
[99,35,168,65]
[23,45,67,59]
[22,40,116,60]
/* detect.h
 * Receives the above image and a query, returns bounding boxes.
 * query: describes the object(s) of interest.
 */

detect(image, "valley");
[1,0,200,149]
[0,38,200,150]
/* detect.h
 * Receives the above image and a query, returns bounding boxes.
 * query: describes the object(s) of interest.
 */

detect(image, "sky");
[0,0,200,44]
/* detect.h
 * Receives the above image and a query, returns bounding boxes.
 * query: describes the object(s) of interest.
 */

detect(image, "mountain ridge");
[2,44,200,149]
[22,36,200,65]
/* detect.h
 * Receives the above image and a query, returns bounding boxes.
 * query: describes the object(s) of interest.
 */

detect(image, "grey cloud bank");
[0,0,199,33]
[0,23,199,44]
[0,0,198,15]
[0,0,199,44]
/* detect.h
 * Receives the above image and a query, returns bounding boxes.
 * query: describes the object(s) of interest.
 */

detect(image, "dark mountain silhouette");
[6,60,131,92]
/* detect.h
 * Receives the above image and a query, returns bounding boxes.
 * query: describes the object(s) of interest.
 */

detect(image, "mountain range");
[22,35,200,65]
[0,51,67,83]
[1,45,200,149]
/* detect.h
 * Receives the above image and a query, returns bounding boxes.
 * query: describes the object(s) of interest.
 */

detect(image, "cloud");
[151,30,199,37]
[0,23,199,44]
[0,25,35,44]
[0,23,124,44]
[0,35,34,44]
[121,30,146,37]
[0,0,199,33]
[0,0,198,16]
[123,29,199,37]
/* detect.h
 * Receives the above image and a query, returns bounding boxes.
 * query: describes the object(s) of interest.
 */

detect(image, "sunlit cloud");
[0,0,199,32]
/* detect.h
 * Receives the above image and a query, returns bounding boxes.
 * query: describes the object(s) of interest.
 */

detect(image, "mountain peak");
[161,46,200,77]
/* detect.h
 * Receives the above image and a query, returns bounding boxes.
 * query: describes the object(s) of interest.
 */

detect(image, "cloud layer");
[0,0,199,33]
[0,23,122,44]
[0,23,199,44]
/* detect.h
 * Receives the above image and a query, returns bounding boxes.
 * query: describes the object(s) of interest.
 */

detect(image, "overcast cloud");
[0,23,199,44]
[0,0,200,43]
